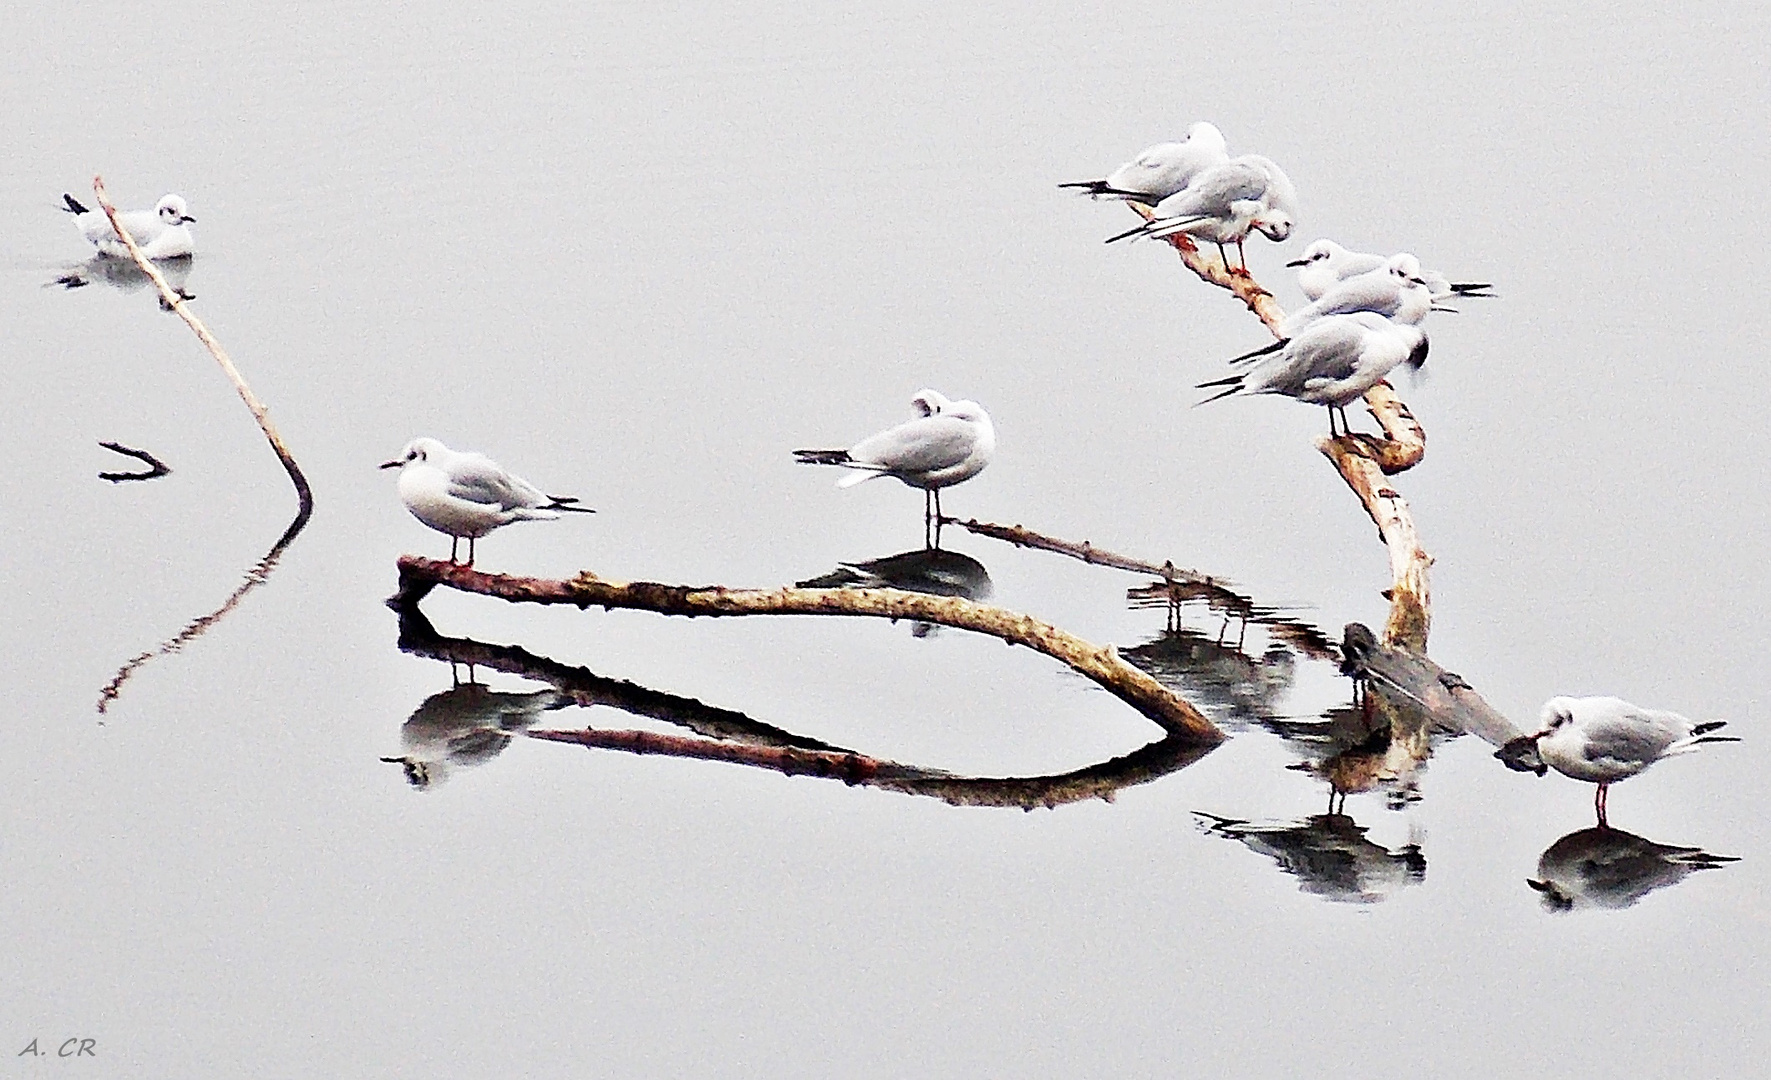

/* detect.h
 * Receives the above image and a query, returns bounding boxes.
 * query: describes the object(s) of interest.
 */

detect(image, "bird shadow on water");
[1526,827,1739,913]
[97,501,312,715]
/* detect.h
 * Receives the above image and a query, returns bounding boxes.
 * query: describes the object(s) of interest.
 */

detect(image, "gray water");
[5,2,1769,1076]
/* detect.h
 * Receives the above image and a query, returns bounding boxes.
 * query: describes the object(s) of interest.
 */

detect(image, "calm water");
[5,2,1769,1076]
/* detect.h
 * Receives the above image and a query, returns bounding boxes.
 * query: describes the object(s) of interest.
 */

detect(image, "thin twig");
[97,440,171,482]
[392,556,1225,744]
[91,176,313,522]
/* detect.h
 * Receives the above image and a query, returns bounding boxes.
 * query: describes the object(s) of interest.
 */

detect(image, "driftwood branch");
[392,556,1225,744]
[91,176,313,524]
[393,602,1215,809]
[98,441,171,482]
[1131,202,1430,648]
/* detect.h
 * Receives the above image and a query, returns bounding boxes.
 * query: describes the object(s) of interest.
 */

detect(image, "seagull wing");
[1152,161,1267,220]
[848,414,977,475]
[445,454,550,510]
[1577,707,1684,767]
[1245,317,1371,395]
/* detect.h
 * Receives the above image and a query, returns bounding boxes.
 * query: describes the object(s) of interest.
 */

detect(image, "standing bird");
[1105,155,1298,272]
[1058,122,1230,204]
[63,192,195,259]
[380,437,594,565]
[1514,696,1739,827]
[1287,238,1491,302]
[1197,306,1430,436]
[794,389,995,547]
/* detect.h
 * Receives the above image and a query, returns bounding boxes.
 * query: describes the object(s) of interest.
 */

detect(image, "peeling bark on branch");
[392,556,1225,743]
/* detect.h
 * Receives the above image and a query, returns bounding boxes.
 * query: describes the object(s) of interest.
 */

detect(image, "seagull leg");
[449,536,460,563]
[466,536,476,567]
[933,490,945,549]
[1595,783,1609,828]
[1236,238,1249,276]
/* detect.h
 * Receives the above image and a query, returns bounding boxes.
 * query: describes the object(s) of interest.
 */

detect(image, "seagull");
[1508,696,1739,826]
[1287,239,1490,302]
[62,192,195,260]
[1197,308,1430,436]
[1058,122,1230,204]
[382,684,572,789]
[793,389,995,546]
[1105,154,1298,272]
[380,437,594,565]
[1275,253,1438,339]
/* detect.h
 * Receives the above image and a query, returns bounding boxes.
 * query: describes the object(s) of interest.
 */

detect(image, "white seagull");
[1198,310,1429,436]
[1058,122,1230,204]
[794,389,995,544]
[62,192,195,260]
[1105,154,1298,272]
[1520,696,1739,826]
[1287,239,1490,302]
[1276,253,1437,339]
[380,437,594,565]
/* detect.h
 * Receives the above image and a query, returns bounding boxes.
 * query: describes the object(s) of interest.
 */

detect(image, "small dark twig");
[98,441,171,483]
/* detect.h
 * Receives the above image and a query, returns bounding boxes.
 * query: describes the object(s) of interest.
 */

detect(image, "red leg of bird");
[1595,783,1609,828]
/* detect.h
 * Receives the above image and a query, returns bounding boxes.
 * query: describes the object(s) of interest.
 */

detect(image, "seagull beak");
[1284,258,1308,267]
[181,215,197,224]
[378,459,403,470]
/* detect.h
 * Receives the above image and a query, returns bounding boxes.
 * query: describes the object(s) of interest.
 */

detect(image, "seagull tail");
[62,193,90,215]
[1194,375,1245,406]
[835,469,885,489]
[1229,337,1288,364]
[547,498,596,514]
[1057,180,1157,204]
[1448,281,1495,296]
[793,448,851,466]
[1667,721,1741,755]
[1103,221,1153,244]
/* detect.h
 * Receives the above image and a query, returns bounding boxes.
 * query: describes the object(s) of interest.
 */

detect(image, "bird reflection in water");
[1197,811,1426,904]
[1121,626,1295,726]
[796,547,992,637]
[1527,827,1738,912]
[55,253,195,310]
[382,684,572,788]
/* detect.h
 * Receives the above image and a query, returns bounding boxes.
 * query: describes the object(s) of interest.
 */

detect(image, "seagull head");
[156,194,195,225]
[381,436,448,470]
[910,388,954,417]
[1185,121,1228,156]
[1287,238,1341,269]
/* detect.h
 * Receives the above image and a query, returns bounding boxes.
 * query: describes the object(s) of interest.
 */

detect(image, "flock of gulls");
[68,131,1737,824]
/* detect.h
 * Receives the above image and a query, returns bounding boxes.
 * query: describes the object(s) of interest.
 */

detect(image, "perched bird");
[1275,253,1437,339]
[380,437,594,565]
[63,192,195,259]
[1512,696,1739,826]
[1058,122,1230,204]
[794,389,995,544]
[1105,155,1298,272]
[1287,238,1491,302]
[1197,309,1429,436]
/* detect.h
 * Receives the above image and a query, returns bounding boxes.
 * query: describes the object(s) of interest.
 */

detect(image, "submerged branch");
[392,556,1225,744]
[1130,202,1431,648]
[391,601,1216,808]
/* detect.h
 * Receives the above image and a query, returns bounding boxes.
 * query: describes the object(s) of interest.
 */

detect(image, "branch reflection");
[98,503,312,714]
[390,602,1216,807]
[55,253,196,310]
[798,547,992,638]
[1527,827,1739,912]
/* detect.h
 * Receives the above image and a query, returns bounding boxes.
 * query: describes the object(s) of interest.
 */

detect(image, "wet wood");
[1338,623,1524,749]
[393,556,1225,743]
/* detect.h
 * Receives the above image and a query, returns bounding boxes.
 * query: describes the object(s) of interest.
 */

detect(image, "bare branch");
[97,441,171,482]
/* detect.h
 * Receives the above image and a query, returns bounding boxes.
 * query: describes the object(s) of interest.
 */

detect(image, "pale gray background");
[3,1,1768,1076]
